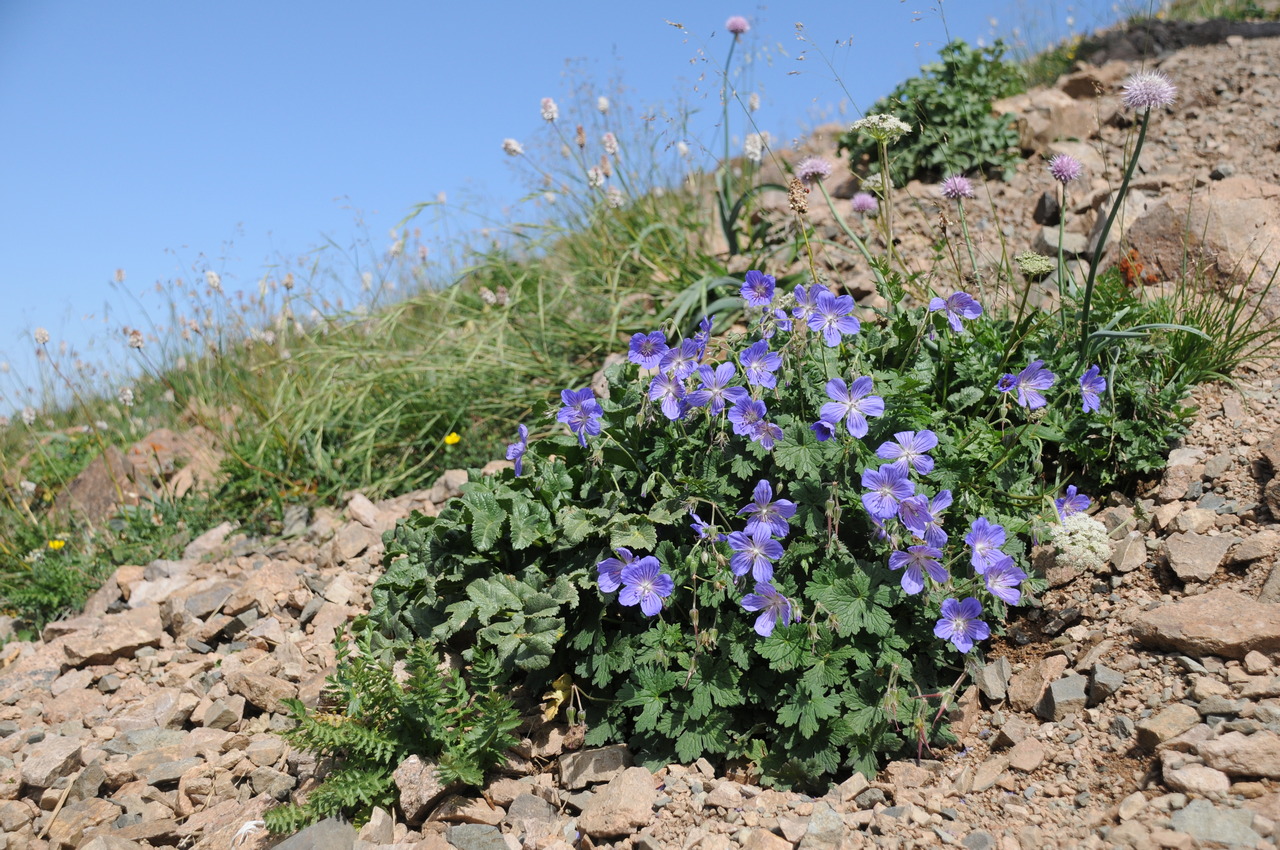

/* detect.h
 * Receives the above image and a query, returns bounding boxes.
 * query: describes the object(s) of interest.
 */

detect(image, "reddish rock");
[394,755,450,824]
[1198,731,1280,778]
[61,605,164,667]
[578,766,656,838]
[1162,532,1236,582]
[1132,589,1280,659]
[224,669,297,714]
[20,735,82,788]
[47,796,119,849]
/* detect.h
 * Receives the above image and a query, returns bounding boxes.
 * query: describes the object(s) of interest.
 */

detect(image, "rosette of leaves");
[837,40,1025,185]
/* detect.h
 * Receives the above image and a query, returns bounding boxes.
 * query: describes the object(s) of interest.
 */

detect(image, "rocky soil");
[4,19,1280,850]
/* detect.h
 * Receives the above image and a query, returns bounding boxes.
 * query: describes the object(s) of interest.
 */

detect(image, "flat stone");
[1230,531,1280,565]
[1111,532,1147,573]
[1198,730,1280,778]
[1169,799,1261,848]
[1037,674,1087,721]
[0,798,37,833]
[1008,738,1046,772]
[1162,532,1236,582]
[742,829,794,850]
[558,744,631,790]
[47,796,119,848]
[578,766,655,838]
[224,669,297,714]
[80,837,149,850]
[20,734,81,788]
[1164,762,1231,796]
[1118,791,1147,821]
[992,715,1033,750]
[394,755,449,824]
[1172,508,1217,534]
[1132,588,1280,659]
[444,824,507,850]
[971,755,1009,793]
[1008,656,1068,713]
[705,780,745,808]
[1136,703,1201,751]
[435,795,504,825]
[250,765,296,799]
[358,806,394,844]
[112,688,195,732]
[272,816,356,850]
[501,792,557,829]
[1246,650,1272,675]
[975,656,1011,703]
[62,606,164,667]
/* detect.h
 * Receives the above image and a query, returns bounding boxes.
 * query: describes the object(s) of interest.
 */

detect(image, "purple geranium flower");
[693,315,714,360]
[740,340,782,388]
[750,420,784,451]
[820,376,884,438]
[888,545,947,595]
[741,270,776,307]
[688,362,749,415]
[505,423,529,477]
[1080,365,1106,414]
[741,582,798,637]
[618,556,674,616]
[811,420,837,442]
[690,512,720,542]
[876,430,938,475]
[792,283,831,324]
[557,388,603,447]
[1055,485,1090,520]
[934,597,990,653]
[861,463,915,520]
[738,479,797,539]
[965,517,1006,574]
[726,526,783,583]
[628,331,669,370]
[998,360,1056,410]
[728,397,767,438]
[806,290,861,347]
[659,338,701,380]
[927,292,983,333]
[597,547,636,593]
[983,555,1027,605]
[649,372,687,421]
[920,489,952,548]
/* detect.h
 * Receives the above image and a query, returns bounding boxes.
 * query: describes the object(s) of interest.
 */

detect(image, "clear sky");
[0,0,1122,413]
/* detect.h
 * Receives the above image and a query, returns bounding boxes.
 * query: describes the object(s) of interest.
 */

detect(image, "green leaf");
[508,499,550,550]
[463,490,506,552]
[608,517,657,551]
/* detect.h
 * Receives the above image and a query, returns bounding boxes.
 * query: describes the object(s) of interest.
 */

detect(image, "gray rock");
[272,816,356,850]
[975,657,1012,703]
[357,806,394,844]
[798,802,844,850]
[855,788,887,808]
[1089,665,1125,706]
[1169,799,1260,847]
[393,755,449,825]
[1196,694,1246,717]
[962,831,998,850]
[1111,532,1147,573]
[446,824,509,850]
[1162,532,1236,582]
[1111,715,1136,739]
[1203,452,1233,480]
[1037,674,1087,721]
[558,744,631,790]
[249,766,296,799]
[1230,530,1280,565]
[1133,587,1280,658]
[1033,191,1061,226]
[578,766,655,838]
[502,792,558,828]
[19,735,81,788]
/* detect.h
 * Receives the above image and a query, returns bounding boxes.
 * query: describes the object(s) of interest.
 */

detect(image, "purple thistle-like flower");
[940,174,975,200]
[861,463,915,520]
[688,362,748,415]
[965,518,1007,574]
[983,555,1027,605]
[1122,70,1177,111]
[741,582,798,637]
[934,597,990,653]
[1048,153,1084,185]
[740,340,782,388]
[811,420,837,442]
[927,292,983,333]
[659,338,701,380]
[628,331,669,370]
[741,269,776,308]
[618,556,674,616]
[728,397,767,437]
[807,290,861,347]
[794,156,832,186]
[557,388,604,447]
[888,545,947,595]
[1080,364,1106,414]
[998,360,1056,410]
[751,420,784,451]
[726,526,783,583]
[851,192,878,214]
[725,15,750,35]
[505,423,529,477]
[1055,485,1091,521]
[649,372,687,421]
[597,547,636,593]
[821,376,884,438]
[738,479,797,539]
[791,283,831,324]
[876,430,938,475]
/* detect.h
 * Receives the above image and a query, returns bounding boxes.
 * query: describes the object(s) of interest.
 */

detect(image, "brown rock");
[62,605,164,667]
[741,829,794,850]
[1008,738,1046,772]
[51,445,136,525]
[46,796,119,849]
[80,837,148,850]
[1111,532,1147,573]
[434,795,504,825]
[1197,730,1280,778]
[0,798,37,832]
[1163,763,1231,796]
[1008,656,1068,712]
[1162,532,1236,582]
[224,669,297,714]
[394,755,450,824]
[1230,531,1280,565]
[578,766,655,838]
[1136,704,1200,751]
[994,88,1101,152]
[112,688,196,732]
[1132,588,1280,659]
[20,735,82,788]
[971,755,1009,793]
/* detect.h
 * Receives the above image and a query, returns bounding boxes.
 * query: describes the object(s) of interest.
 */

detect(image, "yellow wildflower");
[444,432,461,446]
[47,539,65,551]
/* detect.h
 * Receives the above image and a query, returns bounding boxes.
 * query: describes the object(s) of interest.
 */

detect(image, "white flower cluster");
[850,114,912,144]
[502,138,524,156]
[744,131,771,164]
[1050,513,1111,574]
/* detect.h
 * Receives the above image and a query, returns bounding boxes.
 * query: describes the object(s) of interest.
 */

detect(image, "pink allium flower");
[851,192,878,214]
[794,156,832,186]
[1048,153,1083,184]
[540,97,559,122]
[1122,71,1176,111]
[602,132,619,156]
[726,15,750,35]
[939,174,975,200]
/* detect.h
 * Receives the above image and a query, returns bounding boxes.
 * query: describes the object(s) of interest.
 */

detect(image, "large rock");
[1132,588,1280,659]
[20,735,82,788]
[578,766,656,838]
[1197,730,1280,778]
[61,605,164,667]
[271,816,356,850]
[394,755,450,824]
[558,744,631,790]
[224,669,297,714]
[1161,532,1237,582]
[1125,176,1280,306]
[993,88,1101,153]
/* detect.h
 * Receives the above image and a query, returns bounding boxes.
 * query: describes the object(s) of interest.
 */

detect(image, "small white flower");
[676,141,690,158]
[744,133,765,164]
[118,386,135,408]
[502,138,524,156]
[748,92,760,112]
[606,186,624,208]
[33,328,49,345]
[602,132,619,156]
[127,329,144,349]
[597,95,610,113]
[586,167,605,189]
[540,97,559,121]
[205,270,221,292]
[1050,513,1111,574]
[850,114,912,144]
[21,407,36,426]
[20,480,36,495]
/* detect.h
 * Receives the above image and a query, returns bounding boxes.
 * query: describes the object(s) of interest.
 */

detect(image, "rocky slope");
[3,19,1280,850]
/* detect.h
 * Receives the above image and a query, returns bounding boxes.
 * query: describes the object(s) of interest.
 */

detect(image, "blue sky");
[0,1,1122,413]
